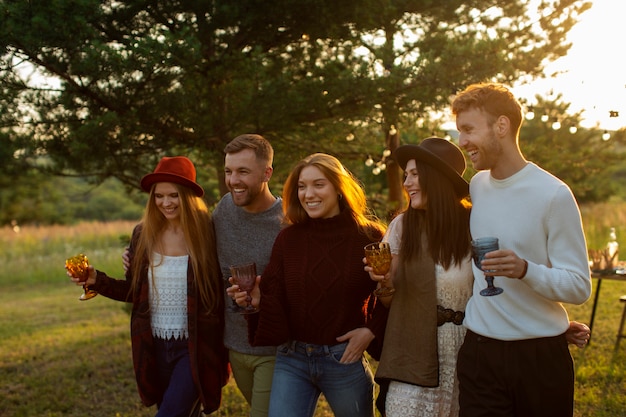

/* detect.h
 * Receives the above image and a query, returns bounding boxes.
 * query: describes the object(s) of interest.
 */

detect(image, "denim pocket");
[328,343,348,364]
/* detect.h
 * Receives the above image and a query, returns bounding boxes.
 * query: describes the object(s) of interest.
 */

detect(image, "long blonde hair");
[131,184,220,313]
[282,153,385,240]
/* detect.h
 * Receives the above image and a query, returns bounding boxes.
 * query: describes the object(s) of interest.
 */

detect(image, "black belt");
[437,305,465,326]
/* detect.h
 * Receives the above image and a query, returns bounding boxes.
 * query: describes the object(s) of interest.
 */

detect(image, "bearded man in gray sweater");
[212,134,283,417]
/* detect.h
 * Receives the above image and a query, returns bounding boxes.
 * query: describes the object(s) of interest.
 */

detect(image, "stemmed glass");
[230,262,259,314]
[364,242,395,297]
[471,237,504,296]
[65,253,98,301]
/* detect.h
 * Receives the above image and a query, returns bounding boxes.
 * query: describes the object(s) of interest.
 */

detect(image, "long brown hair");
[400,162,471,269]
[282,153,385,240]
[131,184,220,313]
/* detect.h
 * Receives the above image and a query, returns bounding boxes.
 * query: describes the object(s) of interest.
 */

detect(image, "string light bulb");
[602,130,611,141]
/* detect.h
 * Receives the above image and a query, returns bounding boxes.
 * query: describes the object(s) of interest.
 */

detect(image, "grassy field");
[1,204,626,416]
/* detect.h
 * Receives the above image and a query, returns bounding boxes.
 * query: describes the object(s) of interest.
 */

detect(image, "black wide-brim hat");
[140,156,204,197]
[392,136,469,197]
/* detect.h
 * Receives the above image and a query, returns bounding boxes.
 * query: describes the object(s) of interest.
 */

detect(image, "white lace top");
[149,253,189,340]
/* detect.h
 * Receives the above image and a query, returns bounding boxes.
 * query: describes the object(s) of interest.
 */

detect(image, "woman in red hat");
[67,156,229,416]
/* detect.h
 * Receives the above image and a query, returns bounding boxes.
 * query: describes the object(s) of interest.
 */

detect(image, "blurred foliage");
[0,173,146,226]
[2,96,625,226]
[0,0,591,209]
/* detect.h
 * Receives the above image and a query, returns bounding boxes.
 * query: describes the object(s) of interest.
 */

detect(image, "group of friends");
[66,82,592,417]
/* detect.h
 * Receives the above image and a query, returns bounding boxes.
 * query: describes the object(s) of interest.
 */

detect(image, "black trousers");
[457,330,574,417]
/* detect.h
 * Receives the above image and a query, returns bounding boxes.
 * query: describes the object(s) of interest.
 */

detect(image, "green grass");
[1,210,626,416]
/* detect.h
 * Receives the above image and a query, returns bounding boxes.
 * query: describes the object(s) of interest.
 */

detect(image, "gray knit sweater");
[212,193,283,355]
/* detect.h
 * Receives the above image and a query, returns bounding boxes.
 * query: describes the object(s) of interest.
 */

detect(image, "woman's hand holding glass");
[363,242,395,299]
[364,261,393,290]
[65,253,98,300]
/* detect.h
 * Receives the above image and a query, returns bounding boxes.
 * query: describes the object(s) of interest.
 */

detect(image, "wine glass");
[364,242,395,297]
[471,237,504,296]
[230,262,259,314]
[65,253,98,301]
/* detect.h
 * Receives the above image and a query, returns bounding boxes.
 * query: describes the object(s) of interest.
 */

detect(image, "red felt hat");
[140,156,204,197]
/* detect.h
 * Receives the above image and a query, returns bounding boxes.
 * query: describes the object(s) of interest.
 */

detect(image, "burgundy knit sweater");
[249,210,388,347]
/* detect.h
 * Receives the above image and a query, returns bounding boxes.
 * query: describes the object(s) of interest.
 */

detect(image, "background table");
[588,270,626,343]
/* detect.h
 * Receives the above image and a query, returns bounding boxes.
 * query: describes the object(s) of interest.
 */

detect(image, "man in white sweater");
[451,83,592,417]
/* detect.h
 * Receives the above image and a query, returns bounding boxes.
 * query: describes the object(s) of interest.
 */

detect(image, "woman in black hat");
[367,137,473,417]
[367,138,589,417]
[66,156,229,416]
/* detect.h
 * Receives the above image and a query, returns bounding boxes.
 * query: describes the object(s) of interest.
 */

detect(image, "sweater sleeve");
[364,293,389,360]
[248,232,291,347]
[520,185,592,304]
[365,227,390,356]
[90,224,140,302]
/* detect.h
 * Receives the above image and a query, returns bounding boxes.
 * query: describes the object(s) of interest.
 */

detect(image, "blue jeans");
[268,341,374,417]
[154,337,199,417]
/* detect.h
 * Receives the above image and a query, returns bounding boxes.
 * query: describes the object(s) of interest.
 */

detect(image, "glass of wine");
[364,242,395,297]
[230,262,259,314]
[471,237,504,296]
[65,253,98,301]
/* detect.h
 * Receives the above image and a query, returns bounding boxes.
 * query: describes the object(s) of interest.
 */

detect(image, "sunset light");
[514,0,625,130]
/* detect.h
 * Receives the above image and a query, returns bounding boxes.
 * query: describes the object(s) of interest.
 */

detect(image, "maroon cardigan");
[91,224,230,413]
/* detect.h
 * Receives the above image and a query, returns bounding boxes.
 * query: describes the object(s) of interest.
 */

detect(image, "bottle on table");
[606,227,619,270]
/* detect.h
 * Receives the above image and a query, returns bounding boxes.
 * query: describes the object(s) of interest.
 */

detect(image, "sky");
[512,0,625,130]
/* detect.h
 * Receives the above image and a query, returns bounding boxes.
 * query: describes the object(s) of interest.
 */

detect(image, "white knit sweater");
[464,163,592,340]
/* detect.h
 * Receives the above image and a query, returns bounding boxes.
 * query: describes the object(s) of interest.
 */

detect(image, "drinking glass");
[65,253,98,301]
[471,237,504,296]
[230,262,259,314]
[364,242,395,297]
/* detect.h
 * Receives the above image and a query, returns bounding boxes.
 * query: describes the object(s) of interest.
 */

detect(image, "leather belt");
[437,305,465,326]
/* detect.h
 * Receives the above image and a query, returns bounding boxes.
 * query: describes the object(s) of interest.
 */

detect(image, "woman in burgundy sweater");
[231,153,388,417]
